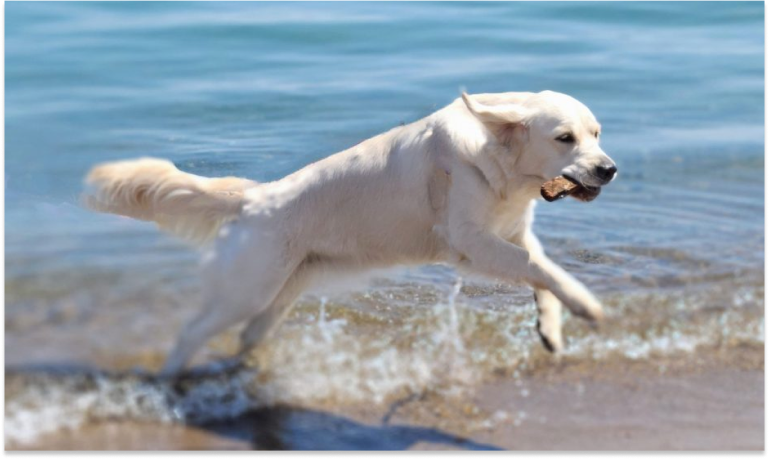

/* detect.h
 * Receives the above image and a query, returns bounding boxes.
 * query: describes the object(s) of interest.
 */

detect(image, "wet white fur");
[84,90,615,375]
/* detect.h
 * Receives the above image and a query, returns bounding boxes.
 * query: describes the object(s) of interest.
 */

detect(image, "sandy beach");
[10,344,763,451]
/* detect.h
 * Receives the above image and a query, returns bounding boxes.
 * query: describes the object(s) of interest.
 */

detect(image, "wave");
[5,275,763,446]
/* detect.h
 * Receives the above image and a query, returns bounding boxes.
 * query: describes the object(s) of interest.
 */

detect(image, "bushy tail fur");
[83,157,258,245]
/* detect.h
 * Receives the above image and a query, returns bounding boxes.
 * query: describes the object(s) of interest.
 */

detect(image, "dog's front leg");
[518,229,604,324]
[446,165,603,330]
[451,227,602,353]
[513,229,605,352]
[445,165,543,285]
[514,229,564,352]
[449,225,604,327]
[532,288,563,353]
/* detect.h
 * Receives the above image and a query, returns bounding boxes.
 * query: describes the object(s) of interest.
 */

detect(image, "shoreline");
[9,344,764,451]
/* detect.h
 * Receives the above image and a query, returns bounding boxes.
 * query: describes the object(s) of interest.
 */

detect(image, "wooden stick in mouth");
[541,176,581,202]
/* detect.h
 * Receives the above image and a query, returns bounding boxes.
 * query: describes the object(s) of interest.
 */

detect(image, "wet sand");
[10,345,763,451]
[471,354,764,450]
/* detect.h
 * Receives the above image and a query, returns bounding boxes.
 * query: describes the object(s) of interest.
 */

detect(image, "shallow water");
[5,1,765,447]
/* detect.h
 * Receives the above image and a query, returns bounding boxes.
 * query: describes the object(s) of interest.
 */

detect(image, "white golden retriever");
[84,91,617,376]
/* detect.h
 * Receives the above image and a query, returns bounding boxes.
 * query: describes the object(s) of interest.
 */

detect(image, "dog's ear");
[462,92,529,146]
[462,92,529,125]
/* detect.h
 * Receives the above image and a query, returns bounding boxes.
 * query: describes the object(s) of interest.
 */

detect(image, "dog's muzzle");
[563,162,617,202]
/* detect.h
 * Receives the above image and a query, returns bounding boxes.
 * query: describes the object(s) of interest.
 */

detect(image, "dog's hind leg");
[238,263,315,356]
[160,225,299,377]
[160,301,246,377]
[238,255,337,355]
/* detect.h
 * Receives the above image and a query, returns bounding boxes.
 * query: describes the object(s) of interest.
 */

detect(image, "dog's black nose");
[595,163,617,182]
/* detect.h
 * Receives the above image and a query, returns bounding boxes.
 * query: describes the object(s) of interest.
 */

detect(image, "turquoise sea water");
[5,2,765,447]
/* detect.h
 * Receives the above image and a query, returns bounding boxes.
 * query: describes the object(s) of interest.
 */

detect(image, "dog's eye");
[556,133,575,143]
[594,131,600,139]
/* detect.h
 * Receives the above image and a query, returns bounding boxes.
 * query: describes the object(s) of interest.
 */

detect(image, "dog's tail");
[83,157,258,245]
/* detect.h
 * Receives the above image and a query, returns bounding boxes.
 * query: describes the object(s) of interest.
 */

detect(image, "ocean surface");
[5,1,764,448]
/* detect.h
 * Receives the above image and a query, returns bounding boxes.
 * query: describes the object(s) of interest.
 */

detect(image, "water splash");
[4,278,481,445]
[252,276,480,406]
[5,277,764,446]
[5,366,258,446]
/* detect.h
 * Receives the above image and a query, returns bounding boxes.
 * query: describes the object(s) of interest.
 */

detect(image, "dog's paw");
[536,317,564,353]
[533,289,564,353]
[557,286,604,325]
[570,295,604,324]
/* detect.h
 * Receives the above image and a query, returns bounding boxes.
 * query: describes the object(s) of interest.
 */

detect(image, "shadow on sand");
[196,405,502,451]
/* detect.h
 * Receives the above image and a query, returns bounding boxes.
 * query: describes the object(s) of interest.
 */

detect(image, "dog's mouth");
[563,175,601,202]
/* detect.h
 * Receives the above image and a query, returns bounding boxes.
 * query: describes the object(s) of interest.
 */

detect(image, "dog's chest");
[488,199,534,239]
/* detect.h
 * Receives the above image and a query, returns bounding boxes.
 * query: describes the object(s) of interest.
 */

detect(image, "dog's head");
[462,90,617,201]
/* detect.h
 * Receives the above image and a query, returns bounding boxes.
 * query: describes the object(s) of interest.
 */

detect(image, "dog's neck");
[428,105,543,204]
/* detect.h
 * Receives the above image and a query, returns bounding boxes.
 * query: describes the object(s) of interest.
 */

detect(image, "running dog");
[84,90,617,375]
